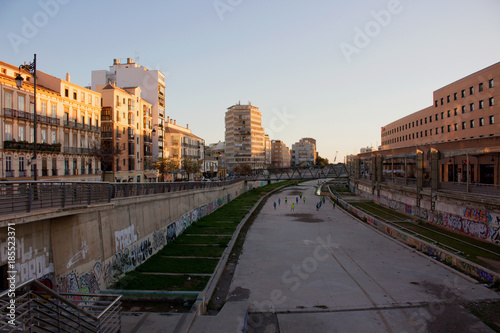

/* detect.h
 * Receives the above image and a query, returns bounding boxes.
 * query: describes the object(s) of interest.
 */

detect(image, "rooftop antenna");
[135,51,140,64]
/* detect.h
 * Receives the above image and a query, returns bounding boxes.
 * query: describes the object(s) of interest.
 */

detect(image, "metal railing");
[0,278,121,333]
[0,179,242,215]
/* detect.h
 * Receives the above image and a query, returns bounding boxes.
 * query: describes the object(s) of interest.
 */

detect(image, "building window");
[462,122,466,130]
[19,156,25,171]
[454,123,458,131]
[81,92,85,102]
[479,100,484,109]
[469,86,474,95]
[52,130,57,144]
[425,117,427,124]
[447,125,451,132]
[454,92,458,100]
[441,112,444,119]
[412,133,415,139]
[18,126,25,141]
[447,95,450,103]
[454,108,458,116]
[479,117,484,126]
[420,119,422,125]
[490,97,495,106]
[73,91,77,100]
[441,126,444,133]
[65,88,69,97]
[420,131,423,137]
[18,95,25,111]
[490,115,495,124]
[479,83,483,92]
[6,156,12,172]
[434,100,438,107]
[440,98,444,105]
[51,104,57,117]
[435,114,438,121]
[462,106,466,113]
[425,130,428,136]
[447,110,451,117]
[41,129,47,143]
[461,89,465,98]
[416,132,419,138]
[430,129,432,135]
[470,103,474,111]
[429,117,432,123]
[4,124,12,140]
[489,79,494,88]
[470,120,475,128]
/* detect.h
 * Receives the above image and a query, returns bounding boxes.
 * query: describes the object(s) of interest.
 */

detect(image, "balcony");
[62,147,91,155]
[144,148,152,156]
[3,108,60,125]
[4,141,61,153]
[5,170,14,178]
[42,169,49,177]
[19,170,26,177]
[65,169,70,175]
[52,169,58,176]
[101,132,113,139]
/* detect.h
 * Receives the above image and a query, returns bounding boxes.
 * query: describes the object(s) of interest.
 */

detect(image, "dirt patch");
[121,299,194,313]
[227,286,250,301]
[463,300,500,331]
[285,213,324,223]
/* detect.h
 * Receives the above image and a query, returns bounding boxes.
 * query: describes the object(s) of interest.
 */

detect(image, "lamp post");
[15,54,37,181]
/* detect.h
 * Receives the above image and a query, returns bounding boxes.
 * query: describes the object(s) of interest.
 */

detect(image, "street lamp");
[15,54,37,181]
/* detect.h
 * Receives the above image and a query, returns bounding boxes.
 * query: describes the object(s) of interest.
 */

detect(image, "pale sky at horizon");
[1,0,500,163]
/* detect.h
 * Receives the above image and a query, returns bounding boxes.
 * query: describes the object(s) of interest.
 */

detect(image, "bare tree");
[90,139,123,181]
[233,164,252,176]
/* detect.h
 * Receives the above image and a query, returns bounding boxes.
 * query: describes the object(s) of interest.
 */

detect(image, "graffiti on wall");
[66,241,88,268]
[115,225,138,252]
[0,237,54,284]
[463,207,492,224]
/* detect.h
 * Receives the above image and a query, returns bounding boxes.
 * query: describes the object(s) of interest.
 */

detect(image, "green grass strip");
[136,257,220,274]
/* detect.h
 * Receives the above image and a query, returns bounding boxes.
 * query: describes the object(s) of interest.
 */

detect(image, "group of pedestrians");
[273,193,336,212]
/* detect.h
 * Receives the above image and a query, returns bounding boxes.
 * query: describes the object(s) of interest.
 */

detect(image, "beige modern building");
[225,102,265,170]
[1,60,101,181]
[92,58,167,159]
[291,137,316,166]
[381,62,499,149]
[95,82,154,182]
[264,134,271,167]
[163,118,203,180]
[271,140,291,168]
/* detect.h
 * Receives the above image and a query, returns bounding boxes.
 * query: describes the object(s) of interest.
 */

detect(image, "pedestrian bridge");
[246,164,348,181]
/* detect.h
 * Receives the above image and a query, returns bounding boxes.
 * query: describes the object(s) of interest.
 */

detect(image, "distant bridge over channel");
[246,164,348,181]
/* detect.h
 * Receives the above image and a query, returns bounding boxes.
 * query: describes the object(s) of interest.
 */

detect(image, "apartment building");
[92,58,167,159]
[207,141,226,178]
[291,137,316,166]
[264,134,271,167]
[0,60,101,180]
[225,103,265,170]
[96,83,153,182]
[271,140,291,168]
[163,118,203,179]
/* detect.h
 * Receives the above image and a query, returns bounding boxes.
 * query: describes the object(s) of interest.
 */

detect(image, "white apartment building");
[291,137,316,166]
[91,58,167,159]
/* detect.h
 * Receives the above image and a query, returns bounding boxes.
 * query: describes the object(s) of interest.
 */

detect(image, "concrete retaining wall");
[0,180,269,293]
[327,188,499,285]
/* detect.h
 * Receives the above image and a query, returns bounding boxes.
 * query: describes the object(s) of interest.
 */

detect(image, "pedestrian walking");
[274,202,277,209]
[278,198,281,205]
[296,197,299,204]
[319,201,322,208]
[299,193,302,199]
[316,203,319,211]
[303,197,306,203]
[332,201,335,210]
[285,197,288,204]
[291,203,295,211]
[323,197,326,204]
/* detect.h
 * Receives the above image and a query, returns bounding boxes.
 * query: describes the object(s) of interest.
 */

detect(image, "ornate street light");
[15,54,38,181]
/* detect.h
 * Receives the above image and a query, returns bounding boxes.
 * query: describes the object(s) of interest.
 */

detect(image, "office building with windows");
[271,140,291,168]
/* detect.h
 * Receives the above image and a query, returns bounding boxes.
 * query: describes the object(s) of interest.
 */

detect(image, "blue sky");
[1,0,500,163]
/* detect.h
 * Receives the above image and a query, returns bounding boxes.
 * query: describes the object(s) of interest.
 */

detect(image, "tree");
[155,157,179,182]
[233,164,252,176]
[316,155,329,166]
[182,157,201,180]
[90,139,123,181]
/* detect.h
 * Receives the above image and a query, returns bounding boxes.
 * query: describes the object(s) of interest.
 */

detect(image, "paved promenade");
[225,179,499,332]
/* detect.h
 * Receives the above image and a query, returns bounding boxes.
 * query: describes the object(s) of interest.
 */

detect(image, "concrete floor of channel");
[124,179,500,333]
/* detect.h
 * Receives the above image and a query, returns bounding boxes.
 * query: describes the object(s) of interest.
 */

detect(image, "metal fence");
[0,179,241,215]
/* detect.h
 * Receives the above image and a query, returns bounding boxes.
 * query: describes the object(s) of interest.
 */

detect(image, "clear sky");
[1,0,500,163]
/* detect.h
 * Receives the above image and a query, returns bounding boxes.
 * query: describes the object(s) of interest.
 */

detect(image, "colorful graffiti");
[115,224,138,252]
[463,207,492,223]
